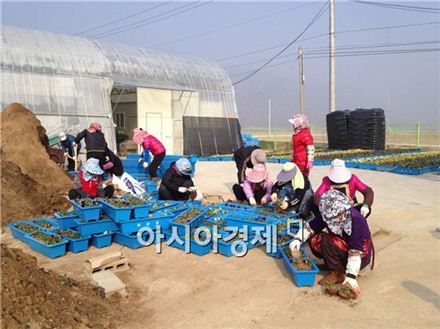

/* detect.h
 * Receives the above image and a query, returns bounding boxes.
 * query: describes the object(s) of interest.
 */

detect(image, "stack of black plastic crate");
[326,110,351,149]
[326,108,385,150]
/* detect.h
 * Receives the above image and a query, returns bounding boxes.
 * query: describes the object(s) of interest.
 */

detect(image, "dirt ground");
[2,162,439,328]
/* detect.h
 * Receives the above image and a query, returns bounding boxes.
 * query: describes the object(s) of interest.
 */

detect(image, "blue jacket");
[60,134,80,156]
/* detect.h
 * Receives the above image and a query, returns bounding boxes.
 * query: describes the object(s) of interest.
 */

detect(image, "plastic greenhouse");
[1,25,243,155]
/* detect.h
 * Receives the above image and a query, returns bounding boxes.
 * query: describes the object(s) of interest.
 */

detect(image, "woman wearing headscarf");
[133,128,166,183]
[288,114,315,177]
[289,190,374,297]
[314,159,374,218]
[68,158,114,200]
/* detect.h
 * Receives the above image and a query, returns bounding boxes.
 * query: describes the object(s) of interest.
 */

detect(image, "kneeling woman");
[290,190,374,296]
[159,158,201,201]
[270,162,316,217]
[233,164,273,205]
[68,158,114,200]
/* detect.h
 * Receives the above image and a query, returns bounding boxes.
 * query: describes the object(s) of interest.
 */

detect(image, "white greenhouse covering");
[0,26,240,154]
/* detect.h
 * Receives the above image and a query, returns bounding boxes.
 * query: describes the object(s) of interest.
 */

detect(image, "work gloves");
[289,224,312,253]
[178,187,188,193]
[142,162,149,169]
[360,204,370,217]
[345,253,362,296]
[260,197,268,204]
[270,193,278,203]
[249,197,257,206]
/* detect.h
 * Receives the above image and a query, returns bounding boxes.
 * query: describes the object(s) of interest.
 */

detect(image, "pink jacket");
[315,174,368,200]
[243,178,273,201]
[142,135,166,156]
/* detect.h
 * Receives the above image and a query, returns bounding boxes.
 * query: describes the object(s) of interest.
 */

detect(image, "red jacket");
[291,128,314,176]
[142,135,166,156]
[79,170,101,197]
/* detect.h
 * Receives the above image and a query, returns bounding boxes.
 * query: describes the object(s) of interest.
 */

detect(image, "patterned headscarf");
[319,189,353,236]
[289,114,309,134]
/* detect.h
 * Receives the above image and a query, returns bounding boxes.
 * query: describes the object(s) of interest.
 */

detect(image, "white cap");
[328,159,352,183]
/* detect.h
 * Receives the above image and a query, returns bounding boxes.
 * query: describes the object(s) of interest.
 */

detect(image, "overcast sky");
[2,1,439,128]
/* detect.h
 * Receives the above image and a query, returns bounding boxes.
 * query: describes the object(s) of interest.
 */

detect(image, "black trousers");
[232,184,266,203]
[68,185,114,200]
[149,152,166,178]
[67,157,75,171]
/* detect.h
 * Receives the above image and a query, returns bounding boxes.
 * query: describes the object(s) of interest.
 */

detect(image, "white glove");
[138,158,143,164]
[346,254,361,277]
[195,190,203,201]
[143,162,149,169]
[249,197,257,206]
[260,197,268,204]
[279,201,288,210]
[72,141,76,146]
[188,186,198,192]
[360,204,370,217]
[64,152,69,157]
[289,239,301,252]
[292,223,313,243]
[343,277,361,296]
[178,187,188,193]
[271,193,278,203]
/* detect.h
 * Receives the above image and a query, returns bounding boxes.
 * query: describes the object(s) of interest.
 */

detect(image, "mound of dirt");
[1,244,123,329]
[1,103,72,226]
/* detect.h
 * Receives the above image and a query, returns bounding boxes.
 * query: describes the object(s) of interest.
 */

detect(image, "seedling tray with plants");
[125,195,151,219]
[53,212,80,229]
[74,216,118,236]
[280,247,319,287]
[91,231,113,248]
[150,200,180,213]
[99,198,133,222]
[220,202,255,212]
[113,231,158,249]
[216,233,254,257]
[54,229,90,253]
[8,221,41,243]
[31,218,60,231]
[70,198,102,221]
[171,208,207,236]
[224,213,277,235]
[164,230,212,256]
[24,231,68,259]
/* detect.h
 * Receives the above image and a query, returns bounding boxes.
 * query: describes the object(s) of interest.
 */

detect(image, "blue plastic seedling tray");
[267,237,293,259]
[54,229,90,253]
[113,231,158,249]
[280,249,319,287]
[216,237,254,257]
[74,217,118,236]
[99,199,132,222]
[53,212,80,229]
[163,231,212,256]
[24,232,68,259]
[70,200,101,221]
[92,232,113,248]
[224,213,277,236]
[30,218,60,231]
[8,221,41,243]
[149,200,180,213]
[171,208,207,236]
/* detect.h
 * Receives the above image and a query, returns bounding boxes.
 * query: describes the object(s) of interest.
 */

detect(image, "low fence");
[243,123,440,150]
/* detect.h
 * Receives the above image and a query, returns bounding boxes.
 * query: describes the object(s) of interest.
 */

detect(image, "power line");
[229,47,440,78]
[74,1,173,36]
[150,1,319,48]
[87,1,212,39]
[232,2,329,86]
[224,40,440,70]
[353,1,440,14]
[216,21,440,62]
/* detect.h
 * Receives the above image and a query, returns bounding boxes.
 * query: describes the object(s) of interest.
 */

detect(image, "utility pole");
[268,98,272,137]
[329,0,336,112]
[298,47,304,115]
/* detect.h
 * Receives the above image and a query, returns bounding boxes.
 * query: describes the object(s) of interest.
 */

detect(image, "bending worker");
[59,131,80,171]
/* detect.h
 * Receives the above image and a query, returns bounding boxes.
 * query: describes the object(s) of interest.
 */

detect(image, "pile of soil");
[1,244,123,328]
[1,103,72,226]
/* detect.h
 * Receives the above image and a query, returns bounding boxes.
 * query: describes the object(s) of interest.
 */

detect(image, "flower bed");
[24,231,68,259]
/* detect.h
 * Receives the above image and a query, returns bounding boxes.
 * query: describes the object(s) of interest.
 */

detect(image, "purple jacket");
[243,178,273,200]
[309,208,372,259]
